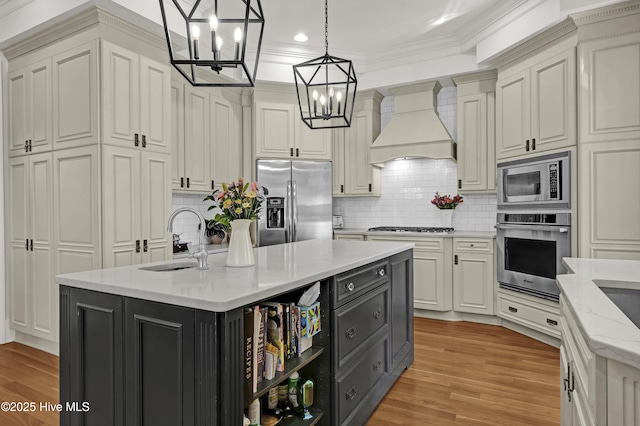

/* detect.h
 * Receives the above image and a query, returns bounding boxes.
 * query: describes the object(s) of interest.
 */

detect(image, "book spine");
[243,308,254,403]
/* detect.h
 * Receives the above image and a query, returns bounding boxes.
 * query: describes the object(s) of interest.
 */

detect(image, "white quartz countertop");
[333,228,496,239]
[557,258,640,370]
[173,243,229,259]
[56,239,413,312]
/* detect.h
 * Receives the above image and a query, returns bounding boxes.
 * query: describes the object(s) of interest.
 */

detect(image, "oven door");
[496,223,570,301]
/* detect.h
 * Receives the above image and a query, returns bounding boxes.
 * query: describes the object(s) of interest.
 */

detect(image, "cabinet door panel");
[458,94,487,191]
[453,252,494,315]
[211,96,242,188]
[68,288,124,426]
[413,250,447,311]
[184,87,211,192]
[346,111,375,195]
[255,103,295,158]
[531,49,576,151]
[295,108,331,159]
[580,33,640,143]
[102,41,140,149]
[140,56,171,153]
[125,299,195,426]
[389,251,413,369]
[102,146,140,268]
[496,70,529,159]
[171,82,185,189]
[8,70,27,156]
[141,152,171,263]
[332,129,345,195]
[53,41,99,149]
[28,59,53,154]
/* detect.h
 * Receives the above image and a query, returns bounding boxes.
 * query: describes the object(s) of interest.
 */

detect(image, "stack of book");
[243,301,321,402]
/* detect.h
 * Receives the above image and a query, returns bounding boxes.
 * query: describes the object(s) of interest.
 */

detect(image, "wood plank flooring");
[0,318,559,426]
[367,318,560,426]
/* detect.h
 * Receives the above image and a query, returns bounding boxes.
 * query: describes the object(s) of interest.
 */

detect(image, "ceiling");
[0,0,627,90]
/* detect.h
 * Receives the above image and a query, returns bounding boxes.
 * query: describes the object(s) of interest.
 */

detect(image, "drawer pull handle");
[378,269,385,277]
[546,319,558,326]
[345,327,357,339]
[508,306,518,313]
[346,282,355,292]
[346,386,357,400]
[373,309,382,319]
[373,360,382,371]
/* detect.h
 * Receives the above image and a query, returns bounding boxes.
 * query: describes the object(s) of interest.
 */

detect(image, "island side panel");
[389,249,414,373]
[195,310,219,426]
[218,308,244,426]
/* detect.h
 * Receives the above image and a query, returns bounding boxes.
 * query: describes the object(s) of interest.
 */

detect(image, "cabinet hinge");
[454,254,458,265]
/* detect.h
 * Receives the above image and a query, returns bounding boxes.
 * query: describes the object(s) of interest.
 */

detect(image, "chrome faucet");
[167,207,209,270]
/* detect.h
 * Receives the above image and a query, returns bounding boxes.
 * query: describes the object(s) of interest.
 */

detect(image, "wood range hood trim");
[370,80,456,166]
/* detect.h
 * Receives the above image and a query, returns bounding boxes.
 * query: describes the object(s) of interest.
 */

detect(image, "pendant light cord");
[324,0,329,55]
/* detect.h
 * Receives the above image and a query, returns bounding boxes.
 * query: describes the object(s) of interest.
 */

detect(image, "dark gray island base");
[59,245,414,426]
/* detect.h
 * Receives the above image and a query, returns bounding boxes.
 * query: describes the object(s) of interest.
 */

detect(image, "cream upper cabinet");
[102,41,171,154]
[170,81,185,189]
[254,101,296,159]
[102,145,171,268]
[333,90,383,196]
[8,58,52,157]
[454,72,497,193]
[496,48,576,159]
[211,95,243,188]
[295,108,332,160]
[452,238,495,315]
[52,40,99,150]
[8,154,56,342]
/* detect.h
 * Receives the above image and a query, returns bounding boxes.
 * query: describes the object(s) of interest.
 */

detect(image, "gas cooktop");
[367,226,454,233]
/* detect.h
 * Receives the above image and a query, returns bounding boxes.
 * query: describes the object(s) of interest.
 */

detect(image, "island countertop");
[56,239,413,312]
[557,258,640,370]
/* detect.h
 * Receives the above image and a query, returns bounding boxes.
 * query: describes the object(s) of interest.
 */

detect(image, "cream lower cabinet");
[7,58,52,157]
[103,145,171,268]
[496,47,576,159]
[8,153,56,342]
[101,41,171,154]
[453,238,495,315]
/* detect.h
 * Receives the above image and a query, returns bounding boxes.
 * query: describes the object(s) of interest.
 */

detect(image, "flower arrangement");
[203,179,268,232]
[431,192,463,210]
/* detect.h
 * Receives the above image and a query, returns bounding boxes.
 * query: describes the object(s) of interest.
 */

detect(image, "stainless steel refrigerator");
[257,160,333,246]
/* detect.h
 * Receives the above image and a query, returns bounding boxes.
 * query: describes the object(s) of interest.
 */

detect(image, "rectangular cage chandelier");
[293,0,357,129]
[159,0,265,87]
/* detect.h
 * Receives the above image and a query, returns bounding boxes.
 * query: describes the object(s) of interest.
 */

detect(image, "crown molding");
[571,0,640,25]
[489,18,577,70]
[451,70,497,86]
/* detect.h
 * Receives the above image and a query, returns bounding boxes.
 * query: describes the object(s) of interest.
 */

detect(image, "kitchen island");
[57,239,414,426]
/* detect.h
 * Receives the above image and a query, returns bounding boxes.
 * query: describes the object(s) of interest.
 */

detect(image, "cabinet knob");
[346,282,355,292]
[373,308,382,319]
[508,306,517,313]
[373,361,382,371]
[346,386,357,400]
[546,318,557,326]
[345,327,357,339]
[378,269,385,277]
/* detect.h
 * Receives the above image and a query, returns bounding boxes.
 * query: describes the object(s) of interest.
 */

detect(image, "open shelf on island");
[253,346,325,401]
[281,408,324,426]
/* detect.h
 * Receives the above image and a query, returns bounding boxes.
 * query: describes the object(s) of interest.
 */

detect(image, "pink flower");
[251,181,258,191]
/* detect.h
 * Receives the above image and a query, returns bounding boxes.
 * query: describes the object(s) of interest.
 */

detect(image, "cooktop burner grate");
[367,226,454,233]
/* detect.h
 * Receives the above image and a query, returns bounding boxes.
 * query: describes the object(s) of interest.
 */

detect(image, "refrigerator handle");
[292,180,298,242]
[286,180,293,243]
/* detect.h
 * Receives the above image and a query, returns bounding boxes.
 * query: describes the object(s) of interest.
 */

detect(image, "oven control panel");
[549,163,558,199]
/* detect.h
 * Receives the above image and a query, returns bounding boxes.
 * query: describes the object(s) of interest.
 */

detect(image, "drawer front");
[366,236,444,251]
[454,238,494,253]
[334,284,389,367]
[497,293,560,338]
[334,259,388,306]
[335,332,388,425]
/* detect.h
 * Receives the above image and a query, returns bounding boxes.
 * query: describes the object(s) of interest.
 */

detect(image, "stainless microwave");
[497,151,570,210]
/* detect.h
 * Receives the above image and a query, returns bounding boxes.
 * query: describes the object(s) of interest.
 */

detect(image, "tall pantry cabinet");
[5,8,172,353]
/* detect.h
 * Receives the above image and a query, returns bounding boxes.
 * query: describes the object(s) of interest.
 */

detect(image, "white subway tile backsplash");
[171,193,221,244]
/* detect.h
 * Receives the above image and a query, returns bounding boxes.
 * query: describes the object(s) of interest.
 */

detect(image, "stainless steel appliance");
[497,151,570,210]
[332,215,344,229]
[496,212,571,301]
[257,160,333,246]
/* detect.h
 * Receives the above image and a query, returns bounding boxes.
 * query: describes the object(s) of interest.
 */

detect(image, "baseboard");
[413,309,559,348]
[13,331,59,356]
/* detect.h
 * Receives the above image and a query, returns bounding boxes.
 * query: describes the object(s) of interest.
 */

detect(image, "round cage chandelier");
[293,0,357,129]
[159,0,265,87]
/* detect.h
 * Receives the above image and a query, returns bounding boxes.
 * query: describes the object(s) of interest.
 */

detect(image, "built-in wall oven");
[496,151,571,302]
[496,212,570,301]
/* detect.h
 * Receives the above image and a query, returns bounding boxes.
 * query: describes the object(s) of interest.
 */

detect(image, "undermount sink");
[139,261,198,272]
[595,279,640,328]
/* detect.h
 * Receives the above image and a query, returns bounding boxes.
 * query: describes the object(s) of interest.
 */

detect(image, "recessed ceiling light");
[294,33,308,42]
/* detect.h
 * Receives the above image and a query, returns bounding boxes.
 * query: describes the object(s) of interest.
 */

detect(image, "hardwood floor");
[0,318,559,426]
[367,318,560,426]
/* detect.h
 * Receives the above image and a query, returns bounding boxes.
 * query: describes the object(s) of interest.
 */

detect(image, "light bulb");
[234,27,243,42]
[336,91,343,101]
[320,95,326,106]
[329,88,334,97]
[192,24,200,39]
[209,13,218,30]
[216,36,223,49]
[313,90,318,100]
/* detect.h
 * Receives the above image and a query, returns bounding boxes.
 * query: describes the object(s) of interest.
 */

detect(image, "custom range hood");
[370,81,456,166]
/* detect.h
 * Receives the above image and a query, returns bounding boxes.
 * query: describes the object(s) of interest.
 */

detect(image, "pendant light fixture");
[159,0,265,87]
[293,0,357,129]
